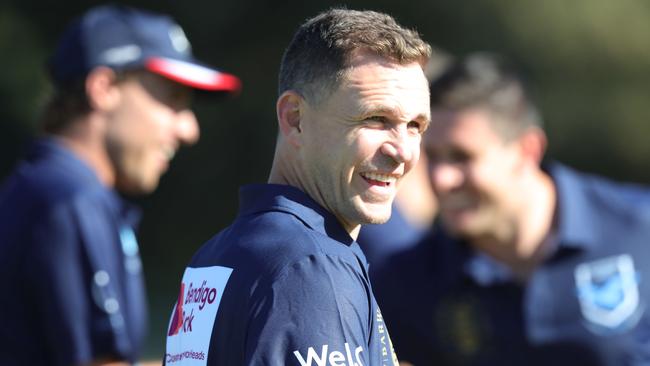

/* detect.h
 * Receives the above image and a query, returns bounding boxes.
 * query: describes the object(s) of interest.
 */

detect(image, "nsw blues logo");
[575,254,644,334]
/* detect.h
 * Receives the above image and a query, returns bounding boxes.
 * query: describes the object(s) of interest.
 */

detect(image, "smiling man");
[164,8,431,366]
[0,5,240,365]
[373,53,650,366]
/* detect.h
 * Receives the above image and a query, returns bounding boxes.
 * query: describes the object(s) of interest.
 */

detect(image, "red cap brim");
[145,57,241,93]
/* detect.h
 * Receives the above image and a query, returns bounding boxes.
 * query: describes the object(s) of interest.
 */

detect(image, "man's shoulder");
[1,151,105,213]
[554,163,650,223]
[190,209,358,279]
[0,173,109,249]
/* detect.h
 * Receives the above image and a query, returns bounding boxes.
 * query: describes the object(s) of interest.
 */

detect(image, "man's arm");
[29,203,134,365]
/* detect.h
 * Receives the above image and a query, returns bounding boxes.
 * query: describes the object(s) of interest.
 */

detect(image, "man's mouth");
[360,172,398,187]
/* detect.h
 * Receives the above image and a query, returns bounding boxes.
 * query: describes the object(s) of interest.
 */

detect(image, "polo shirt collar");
[238,184,355,246]
[29,137,100,186]
[545,162,599,250]
[29,137,141,227]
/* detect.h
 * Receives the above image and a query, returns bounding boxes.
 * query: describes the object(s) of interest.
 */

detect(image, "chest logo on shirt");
[293,343,364,366]
[575,254,644,334]
[166,266,233,365]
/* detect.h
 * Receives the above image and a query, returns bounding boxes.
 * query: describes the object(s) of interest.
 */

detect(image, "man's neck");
[54,117,115,188]
[269,146,361,240]
[472,170,557,281]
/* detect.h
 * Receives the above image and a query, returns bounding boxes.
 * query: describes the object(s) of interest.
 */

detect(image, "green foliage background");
[3,0,650,357]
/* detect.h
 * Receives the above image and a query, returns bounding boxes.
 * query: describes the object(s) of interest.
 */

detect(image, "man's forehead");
[429,107,493,128]
[342,50,427,82]
[426,107,504,144]
[345,48,396,68]
[340,59,429,85]
[341,62,429,105]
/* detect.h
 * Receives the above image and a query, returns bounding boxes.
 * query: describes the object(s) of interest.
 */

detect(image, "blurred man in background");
[164,8,431,365]
[0,5,240,365]
[374,53,650,366]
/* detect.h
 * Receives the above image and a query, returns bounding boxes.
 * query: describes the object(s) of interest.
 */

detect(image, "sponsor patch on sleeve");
[166,266,233,365]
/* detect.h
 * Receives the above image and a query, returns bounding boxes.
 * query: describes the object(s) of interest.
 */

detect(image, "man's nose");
[176,110,200,145]
[381,126,417,164]
[429,162,464,193]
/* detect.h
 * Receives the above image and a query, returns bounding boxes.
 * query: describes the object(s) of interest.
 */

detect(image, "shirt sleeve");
[245,254,372,366]
[26,201,118,365]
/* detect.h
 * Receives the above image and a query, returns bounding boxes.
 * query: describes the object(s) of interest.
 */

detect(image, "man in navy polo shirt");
[164,8,432,366]
[0,5,240,365]
[373,53,650,365]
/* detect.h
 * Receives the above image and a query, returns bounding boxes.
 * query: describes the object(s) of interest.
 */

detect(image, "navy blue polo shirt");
[0,138,147,365]
[165,184,399,366]
[374,163,650,366]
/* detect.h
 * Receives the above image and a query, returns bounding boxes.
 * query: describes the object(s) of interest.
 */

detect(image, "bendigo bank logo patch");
[168,280,221,336]
[166,266,233,365]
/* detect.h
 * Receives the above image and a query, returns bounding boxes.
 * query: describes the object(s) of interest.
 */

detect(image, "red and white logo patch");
[166,266,233,365]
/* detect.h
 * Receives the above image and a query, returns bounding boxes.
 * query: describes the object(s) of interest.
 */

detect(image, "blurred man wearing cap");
[164,8,430,366]
[373,53,650,366]
[0,5,240,365]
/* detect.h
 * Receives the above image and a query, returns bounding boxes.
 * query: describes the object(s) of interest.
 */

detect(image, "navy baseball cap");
[49,5,241,93]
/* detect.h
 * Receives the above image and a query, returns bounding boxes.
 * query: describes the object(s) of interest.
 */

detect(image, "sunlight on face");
[298,51,431,234]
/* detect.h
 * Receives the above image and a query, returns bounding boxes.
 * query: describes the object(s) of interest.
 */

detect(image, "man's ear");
[85,66,121,111]
[276,90,304,148]
[518,126,547,166]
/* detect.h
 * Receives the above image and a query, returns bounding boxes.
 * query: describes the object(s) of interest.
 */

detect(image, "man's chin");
[442,217,485,239]
[441,212,472,234]
[116,176,160,196]
[358,202,393,225]
[365,215,390,225]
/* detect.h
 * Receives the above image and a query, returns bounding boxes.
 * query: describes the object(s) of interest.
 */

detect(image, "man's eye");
[448,150,471,164]
[365,116,387,123]
[363,116,388,127]
[427,148,471,165]
[407,121,422,132]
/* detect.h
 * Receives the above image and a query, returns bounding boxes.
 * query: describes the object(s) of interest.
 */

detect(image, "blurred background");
[3,0,650,358]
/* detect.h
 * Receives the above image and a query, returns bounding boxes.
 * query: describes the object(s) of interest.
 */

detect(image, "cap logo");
[169,25,191,54]
[101,45,142,65]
